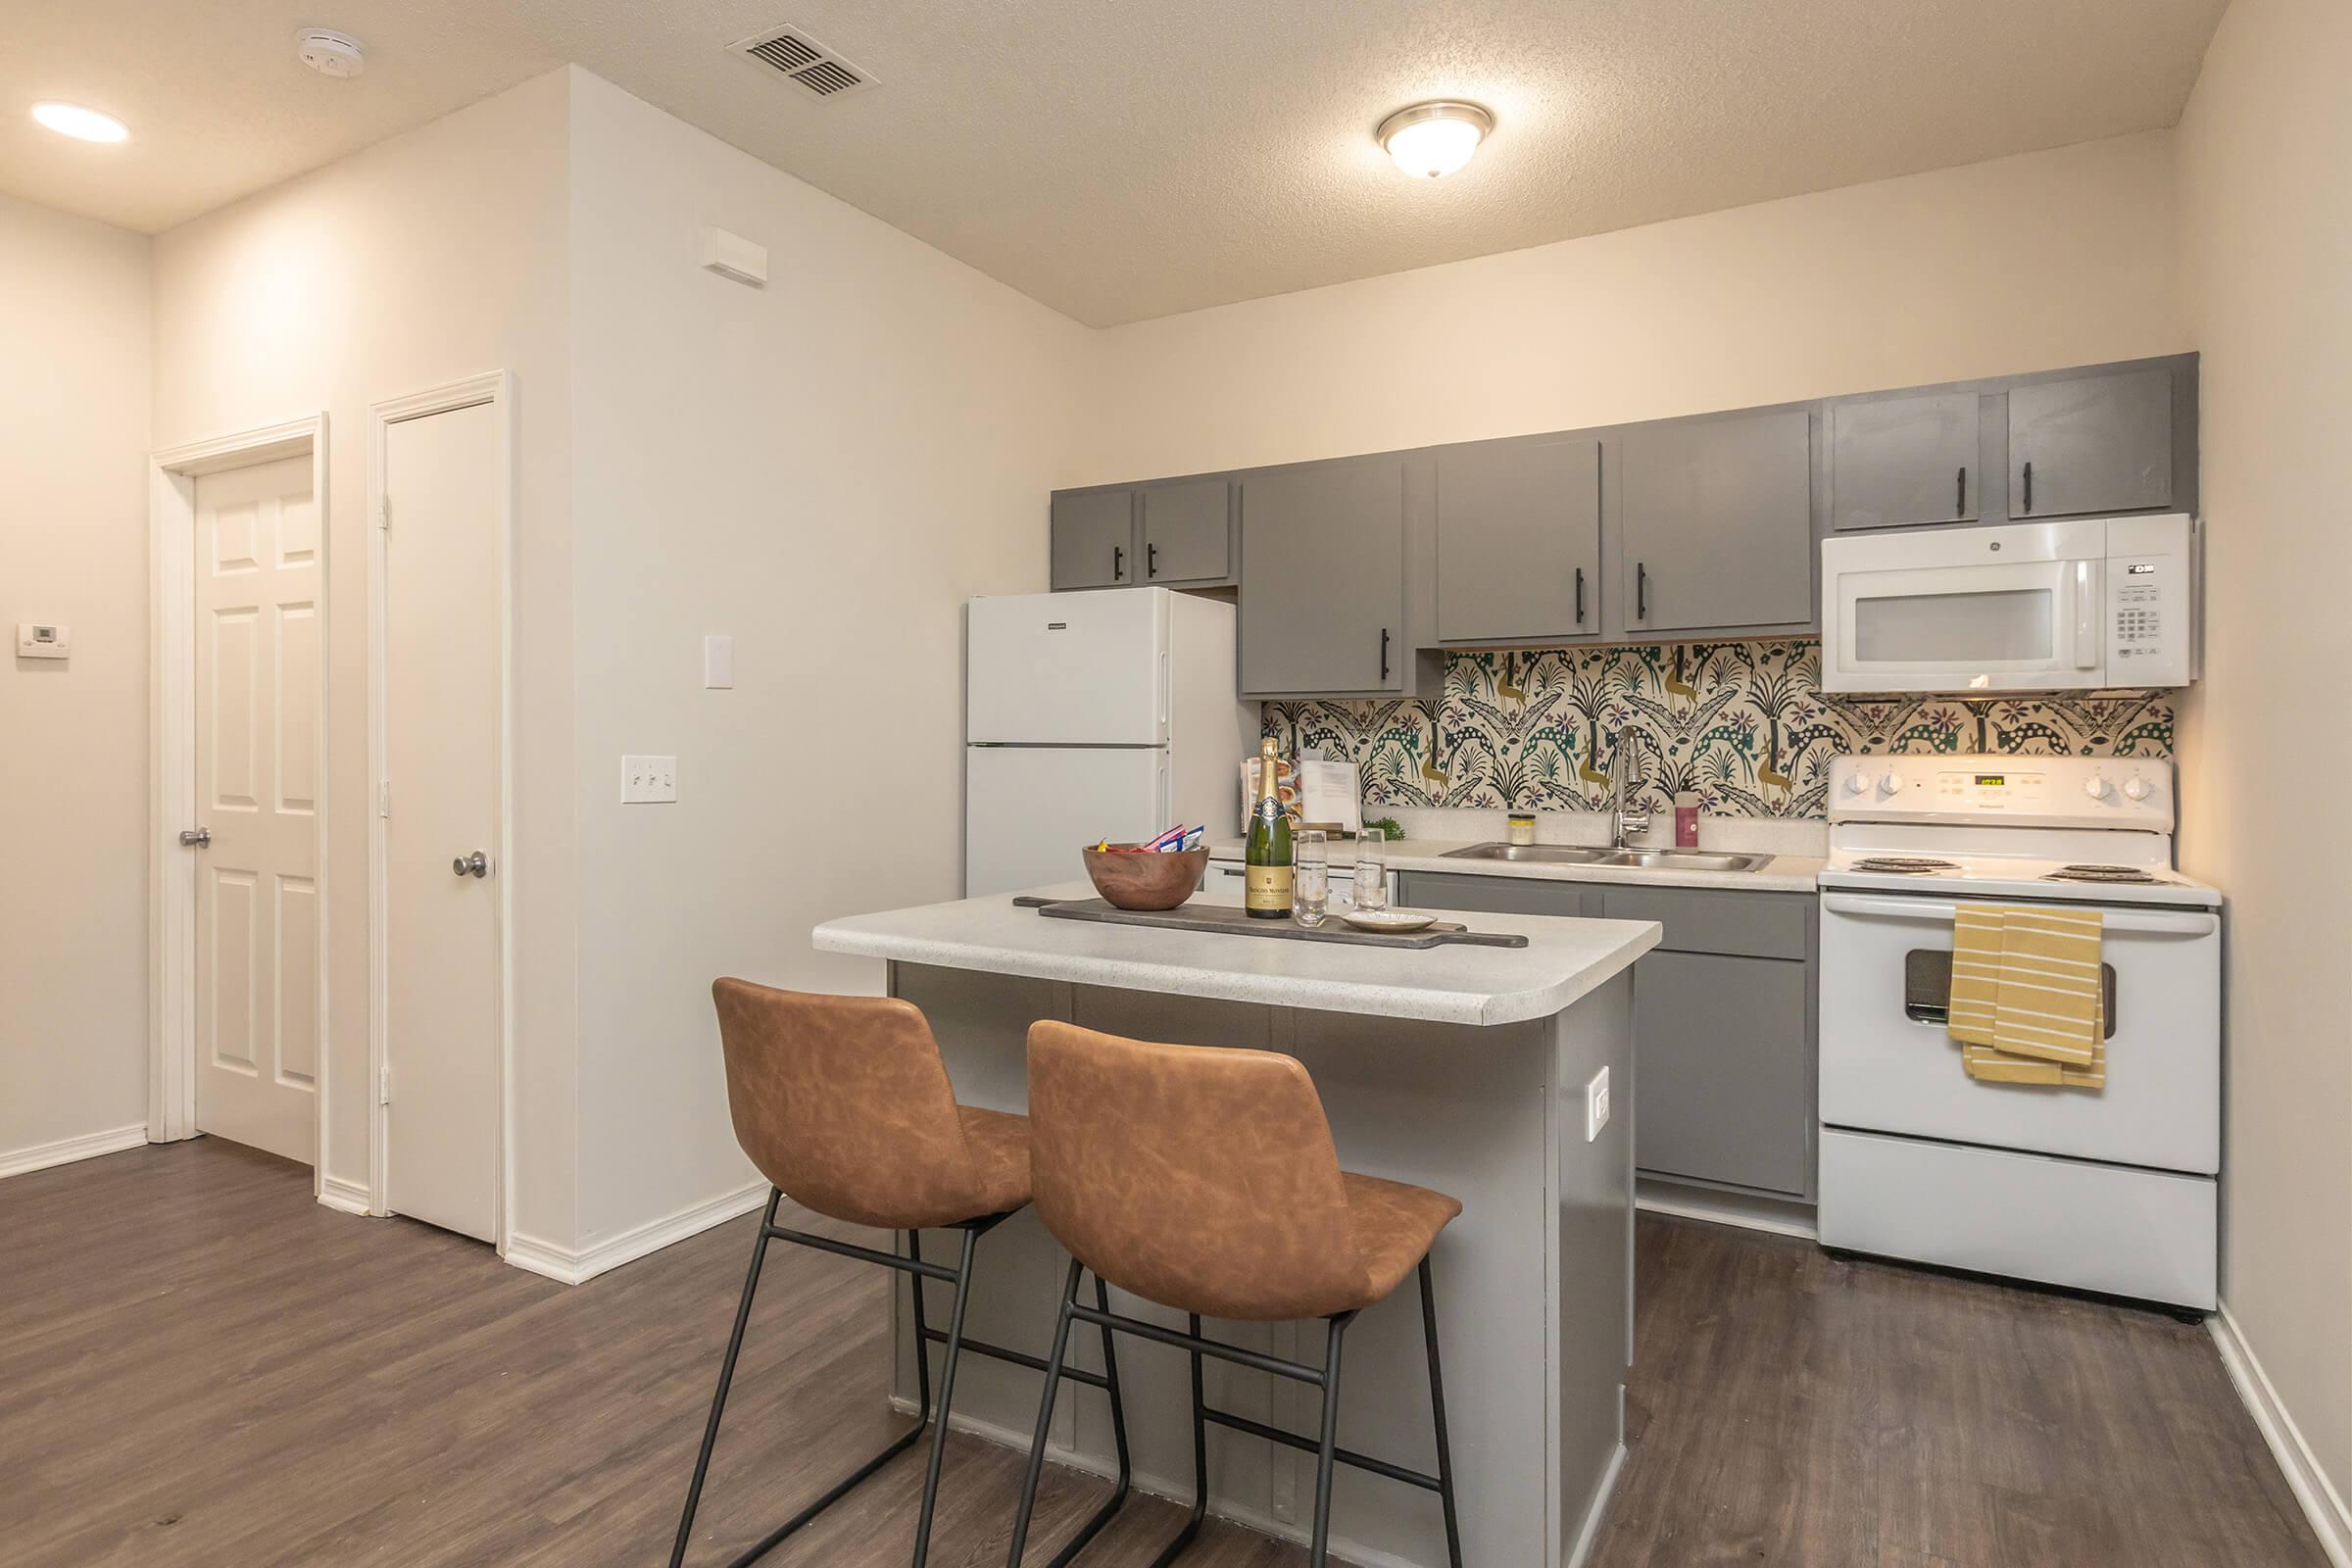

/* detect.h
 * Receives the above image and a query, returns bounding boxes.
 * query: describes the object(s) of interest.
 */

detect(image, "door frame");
[147,416,332,1188]
[366,371,516,1250]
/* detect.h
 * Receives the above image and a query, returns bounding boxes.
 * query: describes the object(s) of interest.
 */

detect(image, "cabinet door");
[2009,368,2174,518]
[1141,479,1231,584]
[1394,871,1601,918]
[1829,391,1981,531]
[1619,410,1813,634]
[1631,951,1810,1196]
[1436,439,1600,643]
[1240,458,1406,696]
[1050,491,1136,589]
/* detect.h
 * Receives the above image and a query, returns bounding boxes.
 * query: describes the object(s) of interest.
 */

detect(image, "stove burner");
[2044,863,2159,885]
[1850,856,1960,876]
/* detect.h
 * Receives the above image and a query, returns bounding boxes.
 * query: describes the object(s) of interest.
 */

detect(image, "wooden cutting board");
[1011,896,1529,950]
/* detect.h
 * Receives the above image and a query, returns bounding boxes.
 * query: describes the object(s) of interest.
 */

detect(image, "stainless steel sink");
[1442,843,1773,873]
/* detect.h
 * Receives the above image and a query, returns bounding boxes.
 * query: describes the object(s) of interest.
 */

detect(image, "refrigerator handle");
[1156,754,1170,826]
[1159,651,1171,729]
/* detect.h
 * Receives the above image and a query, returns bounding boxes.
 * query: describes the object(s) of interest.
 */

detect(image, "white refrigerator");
[965,588,1254,897]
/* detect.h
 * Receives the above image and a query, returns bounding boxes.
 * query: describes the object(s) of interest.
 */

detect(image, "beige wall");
[0,195,152,1166]
[151,70,578,1236]
[2175,0,2352,1523]
[1083,132,2186,482]
[563,72,1093,1249]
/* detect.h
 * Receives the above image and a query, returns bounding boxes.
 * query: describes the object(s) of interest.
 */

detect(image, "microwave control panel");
[2104,514,2193,687]
[1831,756,2175,829]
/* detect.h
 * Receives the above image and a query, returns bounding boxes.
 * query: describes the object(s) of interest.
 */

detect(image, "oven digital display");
[1975,774,2006,787]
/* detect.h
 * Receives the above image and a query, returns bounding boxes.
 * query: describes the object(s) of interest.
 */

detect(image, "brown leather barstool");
[1006,1021,1465,1568]
[671,982,1133,1568]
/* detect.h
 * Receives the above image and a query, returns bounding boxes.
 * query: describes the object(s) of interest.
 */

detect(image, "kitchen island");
[812,883,1660,1567]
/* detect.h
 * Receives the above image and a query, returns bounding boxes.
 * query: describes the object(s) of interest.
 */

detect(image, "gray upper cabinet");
[1436,439,1601,644]
[1829,391,1982,531]
[1050,490,1136,590]
[1240,457,1406,697]
[2009,368,2174,518]
[1140,479,1231,585]
[1618,409,1814,635]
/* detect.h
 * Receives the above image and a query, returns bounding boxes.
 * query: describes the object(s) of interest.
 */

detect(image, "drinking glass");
[1295,832,1330,927]
[1352,827,1390,912]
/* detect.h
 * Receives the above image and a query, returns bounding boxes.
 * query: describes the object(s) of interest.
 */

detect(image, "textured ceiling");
[5,0,2227,326]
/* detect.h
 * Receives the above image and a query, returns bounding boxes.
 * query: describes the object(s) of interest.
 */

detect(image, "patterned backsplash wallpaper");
[1260,640,2175,819]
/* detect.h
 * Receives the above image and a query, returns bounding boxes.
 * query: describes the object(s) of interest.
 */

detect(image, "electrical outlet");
[1585,1065,1611,1143]
[621,755,678,804]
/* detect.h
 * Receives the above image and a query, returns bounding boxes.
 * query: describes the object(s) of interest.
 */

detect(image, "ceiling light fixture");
[31,102,129,143]
[1377,101,1492,179]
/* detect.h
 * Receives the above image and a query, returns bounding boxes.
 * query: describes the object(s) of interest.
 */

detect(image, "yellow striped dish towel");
[1947,904,2108,1089]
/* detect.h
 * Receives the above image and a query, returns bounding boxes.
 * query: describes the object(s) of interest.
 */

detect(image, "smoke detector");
[297,29,368,79]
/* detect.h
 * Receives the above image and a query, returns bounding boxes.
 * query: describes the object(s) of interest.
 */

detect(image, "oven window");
[1854,589,2054,663]
[1904,950,2118,1039]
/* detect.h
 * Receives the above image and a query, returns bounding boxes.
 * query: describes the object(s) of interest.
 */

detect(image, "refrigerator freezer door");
[966,745,1169,897]
[968,590,1167,746]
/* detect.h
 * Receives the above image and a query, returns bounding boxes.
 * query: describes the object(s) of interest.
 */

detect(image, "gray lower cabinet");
[1829,390,1983,531]
[1050,490,1136,589]
[1394,870,1602,918]
[1436,438,1601,644]
[1617,409,1814,635]
[2009,368,2174,518]
[1141,478,1231,584]
[1240,457,1406,697]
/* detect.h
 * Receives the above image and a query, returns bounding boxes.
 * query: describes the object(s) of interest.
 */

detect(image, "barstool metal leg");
[909,1226,982,1566]
[1144,1312,1209,1568]
[1005,1258,1085,1567]
[1419,1257,1464,1568]
[669,1191,784,1568]
[1308,1311,1357,1567]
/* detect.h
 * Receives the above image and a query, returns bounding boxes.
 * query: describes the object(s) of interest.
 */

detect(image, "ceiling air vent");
[729,25,878,101]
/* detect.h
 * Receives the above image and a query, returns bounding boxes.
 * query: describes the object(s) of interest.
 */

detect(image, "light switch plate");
[16,623,69,660]
[621,755,678,804]
[704,634,734,690]
[1585,1065,1610,1143]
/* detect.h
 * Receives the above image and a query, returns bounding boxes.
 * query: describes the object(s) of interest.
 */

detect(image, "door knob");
[178,827,212,847]
[453,851,489,879]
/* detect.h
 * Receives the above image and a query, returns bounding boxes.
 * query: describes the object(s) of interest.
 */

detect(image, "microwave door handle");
[2074,560,2099,670]
[1822,893,2217,938]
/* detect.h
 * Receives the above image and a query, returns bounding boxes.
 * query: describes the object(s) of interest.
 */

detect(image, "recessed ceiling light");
[1377,101,1493,179]
[31,102,129,143]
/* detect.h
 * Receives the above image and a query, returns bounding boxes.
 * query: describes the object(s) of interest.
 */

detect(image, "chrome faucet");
[1607,724,1651,849]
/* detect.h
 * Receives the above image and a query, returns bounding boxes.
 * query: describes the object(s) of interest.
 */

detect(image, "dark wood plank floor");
[0,1139,2325,1568]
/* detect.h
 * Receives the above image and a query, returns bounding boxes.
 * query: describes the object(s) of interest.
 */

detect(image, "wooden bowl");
[1081,846,1209,911]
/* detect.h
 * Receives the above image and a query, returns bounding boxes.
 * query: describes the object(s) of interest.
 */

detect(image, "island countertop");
[812,881,1660,1028]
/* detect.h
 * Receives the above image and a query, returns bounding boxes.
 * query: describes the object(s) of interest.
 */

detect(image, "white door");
[966,745,1166,896]
[382,400,504,1242]
[194,455,321,1163]
[967,589,1167,745]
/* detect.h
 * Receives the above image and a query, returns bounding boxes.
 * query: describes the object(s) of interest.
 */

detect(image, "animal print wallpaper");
[1260,640,2176,819]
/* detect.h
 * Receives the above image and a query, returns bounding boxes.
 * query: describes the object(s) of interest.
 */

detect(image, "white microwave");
[1820,514,2196,694]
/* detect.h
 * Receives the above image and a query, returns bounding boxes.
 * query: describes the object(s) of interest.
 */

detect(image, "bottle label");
[1245,863,1294,911]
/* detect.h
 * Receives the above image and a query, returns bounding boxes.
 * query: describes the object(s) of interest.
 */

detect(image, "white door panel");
[383,401,503,1243]
[966,746,1166,897]
[967,590,1166,746]
[194,455,319,1163]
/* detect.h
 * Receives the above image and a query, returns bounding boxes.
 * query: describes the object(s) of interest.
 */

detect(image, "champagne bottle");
[1245,737,1294,919]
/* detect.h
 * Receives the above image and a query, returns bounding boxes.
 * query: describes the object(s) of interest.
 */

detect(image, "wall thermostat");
[17,623,70,660]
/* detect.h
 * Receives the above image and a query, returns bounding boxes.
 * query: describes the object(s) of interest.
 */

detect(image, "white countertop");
[811,881,1661,1028]
[1206,837,1826,895]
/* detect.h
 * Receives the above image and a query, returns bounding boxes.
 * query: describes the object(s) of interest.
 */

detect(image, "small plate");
[1341,906,1436,933]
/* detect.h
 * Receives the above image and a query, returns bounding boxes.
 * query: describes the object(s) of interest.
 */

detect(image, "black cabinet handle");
[1380,627,1392,683]
[1147,542,1158,578]
[1575,565,1587,625]
[1957,466,1968,516]
[2021,461,2034,514]
[1637,563,1648,621]
[1113,544,1124,580]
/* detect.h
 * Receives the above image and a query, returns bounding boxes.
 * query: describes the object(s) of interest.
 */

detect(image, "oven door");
[1819,892,2220,1172]
[1822,520,2106,693]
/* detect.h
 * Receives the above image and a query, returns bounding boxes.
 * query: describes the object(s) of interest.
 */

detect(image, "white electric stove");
[1816,755,2223,1311]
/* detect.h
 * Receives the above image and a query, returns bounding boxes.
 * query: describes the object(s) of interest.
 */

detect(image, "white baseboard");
[1636,1176,1819,1241]
[506,1181,767,1286]
[2210,1302,2352,1567]
[0,1123,148,1181]
[317,1173,374,1216]
[1566,1440,1626,1568]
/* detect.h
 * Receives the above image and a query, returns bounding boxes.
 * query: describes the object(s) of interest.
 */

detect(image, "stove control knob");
[2123,775,2152,802]
[2083,775,2112,801]
[1877,773,1902,799]
[1844,770,1873,796]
